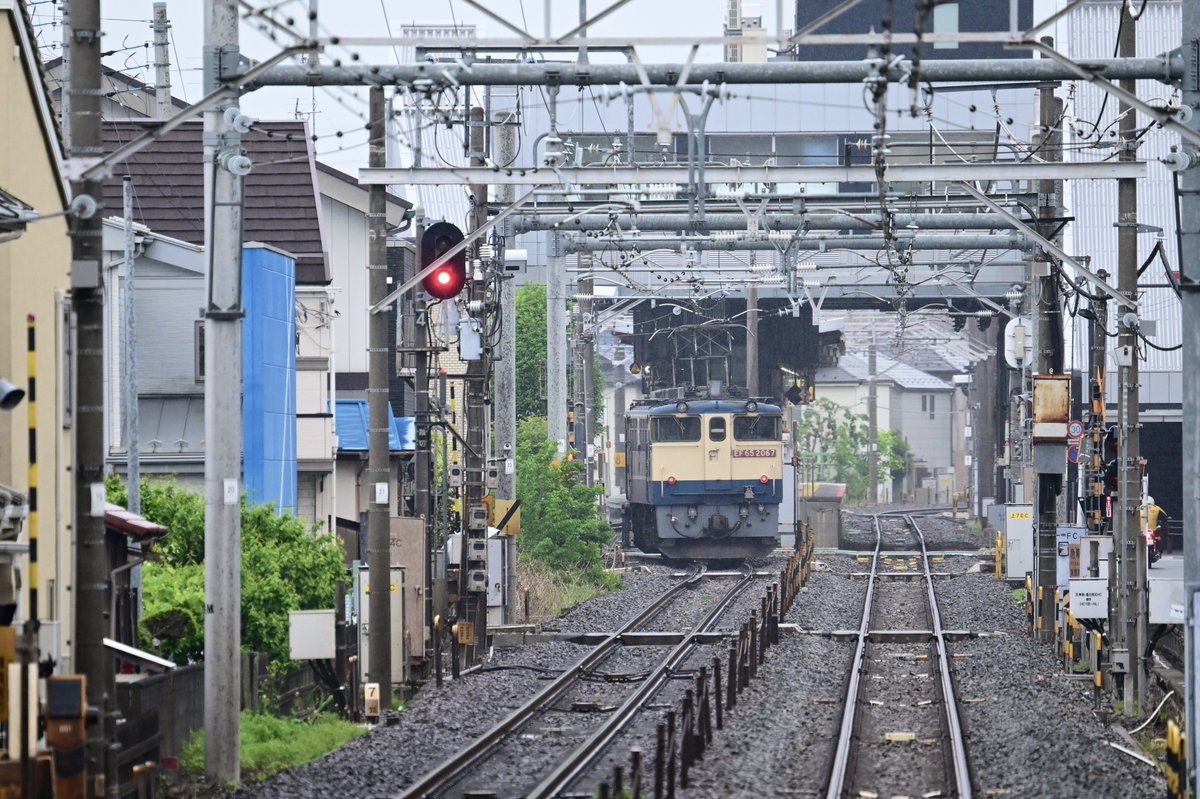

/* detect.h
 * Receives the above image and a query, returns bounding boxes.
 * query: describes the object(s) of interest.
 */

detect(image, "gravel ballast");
[223,508,1162,799]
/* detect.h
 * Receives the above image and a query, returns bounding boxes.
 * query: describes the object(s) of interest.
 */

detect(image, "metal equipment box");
[1004,504,1034,581]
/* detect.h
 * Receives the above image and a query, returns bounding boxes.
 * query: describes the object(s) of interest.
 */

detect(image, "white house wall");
[324,195,371,375]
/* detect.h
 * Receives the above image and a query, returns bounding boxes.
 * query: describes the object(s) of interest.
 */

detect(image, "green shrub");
[107,476,346,663]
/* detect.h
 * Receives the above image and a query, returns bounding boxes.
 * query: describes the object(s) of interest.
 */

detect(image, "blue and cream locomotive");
[623,398,784,560]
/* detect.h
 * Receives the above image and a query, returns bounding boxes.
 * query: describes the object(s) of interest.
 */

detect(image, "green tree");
[106,477,346,663]
[792,399,907,503]
[515,416,613,581]
[515,283,548,421]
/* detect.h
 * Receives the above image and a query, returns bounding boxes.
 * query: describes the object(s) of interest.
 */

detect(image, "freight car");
[623,397,784,560]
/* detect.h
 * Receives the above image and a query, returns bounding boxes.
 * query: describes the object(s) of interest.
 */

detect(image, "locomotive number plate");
[732,448,777,458]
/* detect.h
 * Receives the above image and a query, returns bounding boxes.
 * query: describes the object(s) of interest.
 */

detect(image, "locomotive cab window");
[652,416,701,442]
[708,417,727,442]
[734,415,781,441]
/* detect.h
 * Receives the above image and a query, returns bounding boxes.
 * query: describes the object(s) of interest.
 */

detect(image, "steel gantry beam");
[252,57,1181,89]
[360,161,1146,187]
[511,212,1020,233]
[564,233,1028,252]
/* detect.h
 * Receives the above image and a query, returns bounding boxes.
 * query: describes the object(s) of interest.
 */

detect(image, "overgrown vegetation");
[180,711,364,780]
[515,416,619,591]
[514,283,605,423]
[106,477,346,664]
[791,398,912,502]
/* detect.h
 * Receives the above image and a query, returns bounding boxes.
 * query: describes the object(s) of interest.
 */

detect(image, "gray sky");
[29,0,781,173]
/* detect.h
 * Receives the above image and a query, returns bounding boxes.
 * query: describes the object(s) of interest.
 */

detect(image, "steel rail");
[824,515,882,799]
[908,515,974,799]
[526,566,759,798]
[395,564,708,799]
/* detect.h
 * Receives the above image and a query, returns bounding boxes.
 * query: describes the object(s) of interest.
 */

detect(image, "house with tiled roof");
[814,351,956,503]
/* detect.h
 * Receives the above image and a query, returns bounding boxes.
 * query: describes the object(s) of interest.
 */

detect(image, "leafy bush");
[107,476,346,663]
[180,711,365,780]
[515,416,615,584]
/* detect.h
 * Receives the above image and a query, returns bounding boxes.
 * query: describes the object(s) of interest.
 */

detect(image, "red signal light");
[666,476,677,486]
[424,263,466,300]
[420,221,467,301]
[759,475,770,484]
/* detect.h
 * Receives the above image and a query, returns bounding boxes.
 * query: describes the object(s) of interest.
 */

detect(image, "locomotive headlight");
[743,487,754,501]
[757,503,766,514]
[745,400,758,413]
[676,401,689,413]
[687,505,698,520]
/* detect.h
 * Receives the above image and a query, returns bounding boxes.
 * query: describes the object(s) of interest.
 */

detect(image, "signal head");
[421,221,467,300]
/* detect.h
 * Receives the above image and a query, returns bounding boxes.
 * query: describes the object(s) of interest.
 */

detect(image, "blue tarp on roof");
[335,399,414,452]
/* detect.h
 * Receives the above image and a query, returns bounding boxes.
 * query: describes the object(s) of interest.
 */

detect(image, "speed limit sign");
[1067,420,1084,439]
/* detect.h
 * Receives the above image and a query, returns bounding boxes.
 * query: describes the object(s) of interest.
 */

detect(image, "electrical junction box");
[289,610,336,660]
[486,466,500,489]
[1056,525,1084,586]
[466,538,487,563]
[449,465,464,488]
[458,317,483,361]
[1149,567,1184,625]
[1116,344,1134,367]
[355,565,406,685]
[1004,504,1034,581]
[468,506,489,531]
[466,568,487,593]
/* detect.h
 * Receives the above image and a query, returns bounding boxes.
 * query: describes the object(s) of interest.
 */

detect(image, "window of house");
[929,394,936,419]
[921,395,927,412]
[933,2,959,50]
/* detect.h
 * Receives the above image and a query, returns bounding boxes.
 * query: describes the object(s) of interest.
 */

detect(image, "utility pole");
[493,110,518,500]
[547,232,567,450]
[493,109,519,624]
[745,282,758,395]
[60,0,70,149]
[867,339,877,504]
[1114,11,1145,715]
[68,0,115,794]
[413,215,435,657]
[1034,78,1064,644]
[573,263,592,468]
[461,106,489,664]
[123,177,140,515]
[152,3,172,119]
[203,0,246,784]
[1179,0,1200,786]
[366,86,393,709]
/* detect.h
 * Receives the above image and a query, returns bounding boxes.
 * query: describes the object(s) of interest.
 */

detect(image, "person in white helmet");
[1143,496,1166,566]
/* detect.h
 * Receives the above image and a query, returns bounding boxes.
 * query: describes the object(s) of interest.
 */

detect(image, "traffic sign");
[1067,420,1084,438]
[1067,444,1081,464]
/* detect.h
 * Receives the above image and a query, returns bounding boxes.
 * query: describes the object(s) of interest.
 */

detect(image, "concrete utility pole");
[462,106,489,663]
[60,0,70,149]
[492,110,518,500]
[1180,0,1200,784]
[547,232,567,450]
[1034,80,1064,644]
[68,0,115,793]
[745,283,759,395]
[493,109,519,624]
[366,86,393,709]
[123,178,140,516]
[1114,12,1145,715]
[412,216,435,654]
[203,0,246,783]
[152,3,172,119]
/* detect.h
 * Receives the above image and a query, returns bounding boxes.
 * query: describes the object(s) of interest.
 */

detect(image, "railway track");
[825,513,973,799]
[398,564,758,798]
